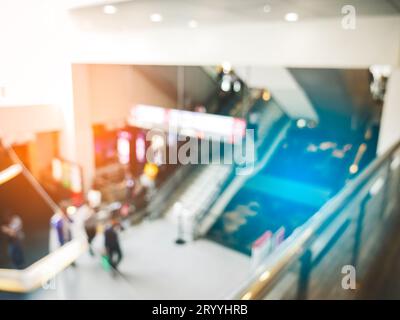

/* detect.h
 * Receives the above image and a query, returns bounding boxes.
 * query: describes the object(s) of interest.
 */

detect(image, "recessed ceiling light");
[285,12,299,22]
[188,19,198,28]
[263,5,271,13]
[103,5,117,15]
[150,13,163,22]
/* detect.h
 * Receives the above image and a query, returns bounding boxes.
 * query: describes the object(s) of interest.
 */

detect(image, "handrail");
[231,139,400,300]
[0,145,87,293]
[6,146,62,214]
[0,239,88,293]
[196,120,291,237]
[0,164,23,185]
[146,163,195,219]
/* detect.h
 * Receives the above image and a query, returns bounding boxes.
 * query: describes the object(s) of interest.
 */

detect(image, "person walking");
[104,219,124,275]
[1,213,25,269]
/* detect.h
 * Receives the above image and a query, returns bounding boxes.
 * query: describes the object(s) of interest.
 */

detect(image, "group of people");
[0,204,125,275]
[0,212,25,269]
[52,204,125,274]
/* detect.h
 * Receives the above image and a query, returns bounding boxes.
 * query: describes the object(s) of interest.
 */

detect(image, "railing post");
[297,249,312,300]
[379,159,392,219]
[352,194,369,267]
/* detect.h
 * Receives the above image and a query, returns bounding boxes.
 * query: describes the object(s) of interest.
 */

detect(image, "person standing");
[51,209,76,267]
[84,207,97,256]
[53,210,73,247]
[1,213,25,269]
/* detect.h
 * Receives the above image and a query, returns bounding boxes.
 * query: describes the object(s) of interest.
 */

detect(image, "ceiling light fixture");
[103,5,117,15]
[150,13,163,22]
[285,12,299,22]
[188,19,198,28]
[222,61,232,73]
[263,5,271,13]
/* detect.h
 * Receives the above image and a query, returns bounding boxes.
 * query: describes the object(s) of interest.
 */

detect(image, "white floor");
[32,218,250,300]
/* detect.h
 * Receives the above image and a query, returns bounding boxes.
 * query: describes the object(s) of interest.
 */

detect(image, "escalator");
[206,124,371,255]
[125,66,246,222]
[191,97,291,239]
[0,143,56,269]
[205,68,381,257]
[0,142,87,295]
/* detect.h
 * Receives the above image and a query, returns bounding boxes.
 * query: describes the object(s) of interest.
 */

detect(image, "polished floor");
[32,218,250,300]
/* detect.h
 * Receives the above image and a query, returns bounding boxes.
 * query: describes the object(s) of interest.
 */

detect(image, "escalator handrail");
[0,238,87,293]
[196,119,291,237]
[230,139,400,300]
[6,146,62,215]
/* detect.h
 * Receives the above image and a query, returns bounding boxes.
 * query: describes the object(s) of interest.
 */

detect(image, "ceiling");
[70,0,400,30]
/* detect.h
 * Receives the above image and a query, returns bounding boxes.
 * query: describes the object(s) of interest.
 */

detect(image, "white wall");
[88,64,177,125]
[71,65,95,190]
[377,69,400,155]
[0,0,77,163]
[0,0,72,105]
[0,105,62,145]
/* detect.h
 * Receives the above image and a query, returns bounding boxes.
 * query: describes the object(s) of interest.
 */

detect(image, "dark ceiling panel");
[288,68,376,135]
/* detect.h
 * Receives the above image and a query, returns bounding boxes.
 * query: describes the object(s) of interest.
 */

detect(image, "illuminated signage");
[52,158,83,193]
[117,131,131,165]
[136,133,146,163]
[52,159,62,181]
[128,104,246,143]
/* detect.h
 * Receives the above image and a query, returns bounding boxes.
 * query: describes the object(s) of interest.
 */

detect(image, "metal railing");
[0,239,87,293]
[0,145,88,293]
[7,146,61,215]
[231,139,400,300]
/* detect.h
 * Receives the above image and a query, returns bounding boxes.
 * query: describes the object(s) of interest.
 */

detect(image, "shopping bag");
[101,254,111,272]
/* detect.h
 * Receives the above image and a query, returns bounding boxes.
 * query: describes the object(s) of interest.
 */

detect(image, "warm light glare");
[0,164,22,186]
[144,163,159,180]
[262,90,271,101]
[103,5,117,15]
[259,270,271,281]
[285,12,299,22]
[242,292,252,300]
[222,61,232,73]
[150,13,163,22]
[188,20,198,28]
